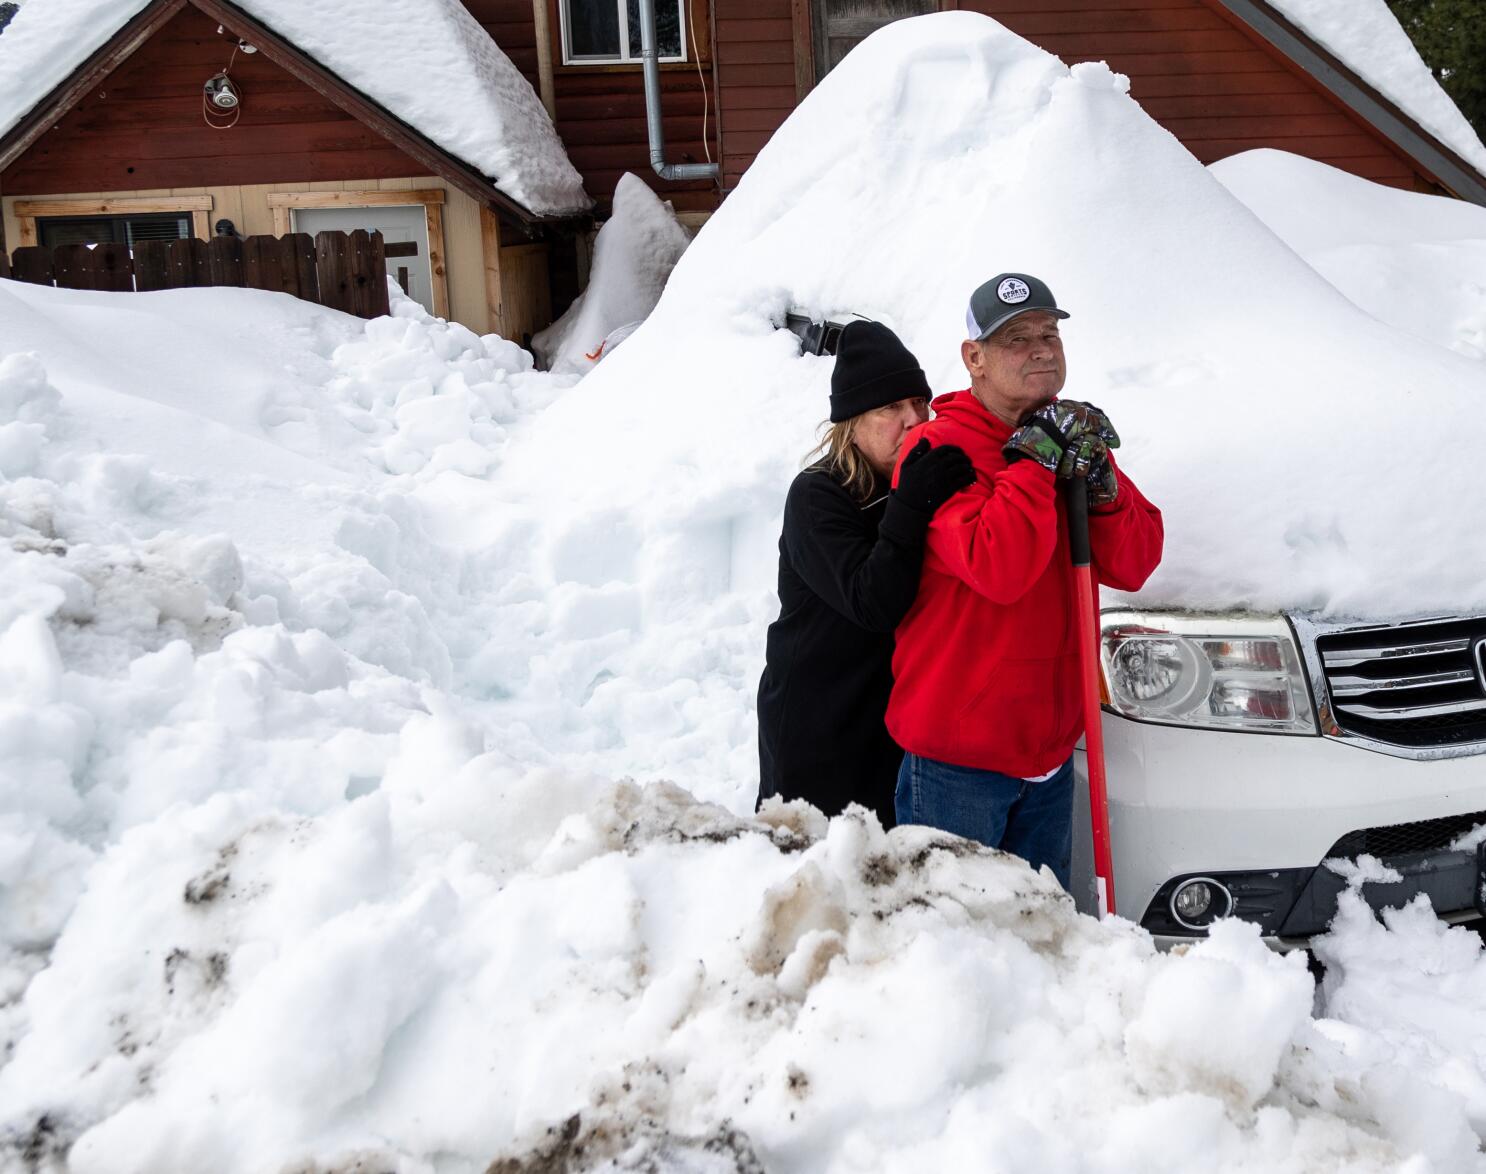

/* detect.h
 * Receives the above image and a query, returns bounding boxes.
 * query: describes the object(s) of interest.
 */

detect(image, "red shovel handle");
[1066,478,1117,916]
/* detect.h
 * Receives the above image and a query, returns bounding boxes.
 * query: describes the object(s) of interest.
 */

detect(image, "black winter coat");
[756,464,931,828]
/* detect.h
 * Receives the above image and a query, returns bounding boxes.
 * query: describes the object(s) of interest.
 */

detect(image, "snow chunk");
[1125,919,1314,1110]
[533,173,694,374]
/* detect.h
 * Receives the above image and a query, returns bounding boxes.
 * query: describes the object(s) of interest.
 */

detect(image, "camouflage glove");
[1004,404,1110,479]
[1087,450,1119,507]
[1044,400,1120,451]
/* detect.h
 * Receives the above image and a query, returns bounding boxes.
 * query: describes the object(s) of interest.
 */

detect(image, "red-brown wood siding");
[715,0,1439,192]
[553,68,721,213]
[1,7,430,194]
[715,0,795,188]
[459,0,542,93]
[464,0,722,212]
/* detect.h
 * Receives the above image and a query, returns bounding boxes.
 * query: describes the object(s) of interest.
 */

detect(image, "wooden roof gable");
[0,0,572,230]
[1207,0,1486,204]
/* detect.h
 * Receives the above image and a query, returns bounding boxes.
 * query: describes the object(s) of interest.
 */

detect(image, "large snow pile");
[0,0,588,218]
[505,11,1486,621]
[533,173,693,374]
[7,11,1486,1172]
[1212,148,1486,362]
[1266,0,1486,175]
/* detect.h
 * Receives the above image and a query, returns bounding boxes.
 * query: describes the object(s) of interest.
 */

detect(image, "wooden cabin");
[3,0,1483,345]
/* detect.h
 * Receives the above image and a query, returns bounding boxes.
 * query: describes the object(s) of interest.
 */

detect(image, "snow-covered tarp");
[5,11,1486,1173]
[1266,0,1486,175]
[0,0,589,218]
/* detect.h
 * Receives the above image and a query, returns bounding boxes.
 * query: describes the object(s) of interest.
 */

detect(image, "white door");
[293,204,435,315]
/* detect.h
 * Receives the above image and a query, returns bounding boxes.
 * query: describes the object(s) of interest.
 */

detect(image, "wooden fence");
[0,229,390,319]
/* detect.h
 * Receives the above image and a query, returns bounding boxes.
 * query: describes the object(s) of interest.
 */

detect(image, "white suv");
[1075,609,1486,944]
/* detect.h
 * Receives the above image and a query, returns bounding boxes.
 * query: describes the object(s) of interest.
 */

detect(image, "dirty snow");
[0,0,588,218]
[1266,0,1486,175]
[4,10,1486,1174]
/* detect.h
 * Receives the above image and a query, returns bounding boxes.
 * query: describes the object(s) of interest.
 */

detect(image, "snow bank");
[2,275,1485,1172]
[1213,149,1486,361]
[0,0,588,218]
[505,10,1486,621]
[533,173,693,374]
[1267,0,1486,175]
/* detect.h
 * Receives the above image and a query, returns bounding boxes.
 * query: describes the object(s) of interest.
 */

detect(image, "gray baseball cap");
[965,273,1070,341]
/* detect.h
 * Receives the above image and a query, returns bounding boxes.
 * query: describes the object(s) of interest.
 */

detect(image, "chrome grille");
[1317,616,1486,749]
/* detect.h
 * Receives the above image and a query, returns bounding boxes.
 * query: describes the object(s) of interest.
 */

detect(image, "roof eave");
[1211,0,1486,207]
[194,0,587,231]
[0,0,187,175]
[0,0,591,233]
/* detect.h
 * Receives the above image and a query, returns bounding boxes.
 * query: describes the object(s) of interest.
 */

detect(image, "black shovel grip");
[1065,477,1091,568]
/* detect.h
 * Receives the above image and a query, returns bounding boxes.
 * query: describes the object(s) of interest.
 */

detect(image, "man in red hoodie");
[888,273,1163,889]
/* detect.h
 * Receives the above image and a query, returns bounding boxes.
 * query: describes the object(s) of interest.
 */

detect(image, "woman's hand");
[893,440,975,515]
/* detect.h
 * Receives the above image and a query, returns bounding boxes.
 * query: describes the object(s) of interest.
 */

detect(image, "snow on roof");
[504,10,1486,620]
[0,0,590,218]
[1265,0,1486,175]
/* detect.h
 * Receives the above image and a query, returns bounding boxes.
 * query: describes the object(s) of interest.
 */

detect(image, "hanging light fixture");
[202,36,252,129]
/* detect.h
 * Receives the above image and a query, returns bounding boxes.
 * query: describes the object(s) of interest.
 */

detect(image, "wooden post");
[284,233,317,301]
[343,228,380,318]
[314,230,353,313]
[356,229,387,318]
[133,240,172,290]
[242,234,283,295]
[94,241,134,292]
[167,238,210,287]
[10,246,55,286]
[480,206,506,338]
[52,244,93,290]
[207,235,244,287]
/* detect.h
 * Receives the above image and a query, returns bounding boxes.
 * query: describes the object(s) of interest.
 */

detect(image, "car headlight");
[1100,611,1316,734]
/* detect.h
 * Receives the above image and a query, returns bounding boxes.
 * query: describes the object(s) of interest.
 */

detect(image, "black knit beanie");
[828,321,932,423]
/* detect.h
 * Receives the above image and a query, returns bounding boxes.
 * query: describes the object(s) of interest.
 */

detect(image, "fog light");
[1169,877,1233,931]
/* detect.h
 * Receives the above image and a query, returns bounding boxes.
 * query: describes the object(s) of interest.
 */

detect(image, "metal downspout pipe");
[637,0,719,182]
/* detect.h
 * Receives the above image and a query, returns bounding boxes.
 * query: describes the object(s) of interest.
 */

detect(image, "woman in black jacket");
[756,321,973,829]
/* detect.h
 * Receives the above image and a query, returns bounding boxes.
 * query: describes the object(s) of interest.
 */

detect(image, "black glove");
[893,439,975,514]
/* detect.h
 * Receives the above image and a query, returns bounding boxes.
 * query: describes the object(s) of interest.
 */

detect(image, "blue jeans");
[895,753,1074,890]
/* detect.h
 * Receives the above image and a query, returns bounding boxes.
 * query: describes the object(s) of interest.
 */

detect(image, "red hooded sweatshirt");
[887,390,1164,778]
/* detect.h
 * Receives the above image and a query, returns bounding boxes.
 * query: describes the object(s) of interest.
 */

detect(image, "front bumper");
[1075,714,1486,941]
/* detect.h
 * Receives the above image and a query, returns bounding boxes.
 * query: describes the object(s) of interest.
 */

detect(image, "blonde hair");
[805,417,876,503]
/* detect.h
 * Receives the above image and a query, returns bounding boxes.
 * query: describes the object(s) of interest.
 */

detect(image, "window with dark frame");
[38,212,192,248]
[561,0,684,63]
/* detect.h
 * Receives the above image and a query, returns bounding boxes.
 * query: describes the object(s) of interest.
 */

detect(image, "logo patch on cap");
[997,277,1030,304]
